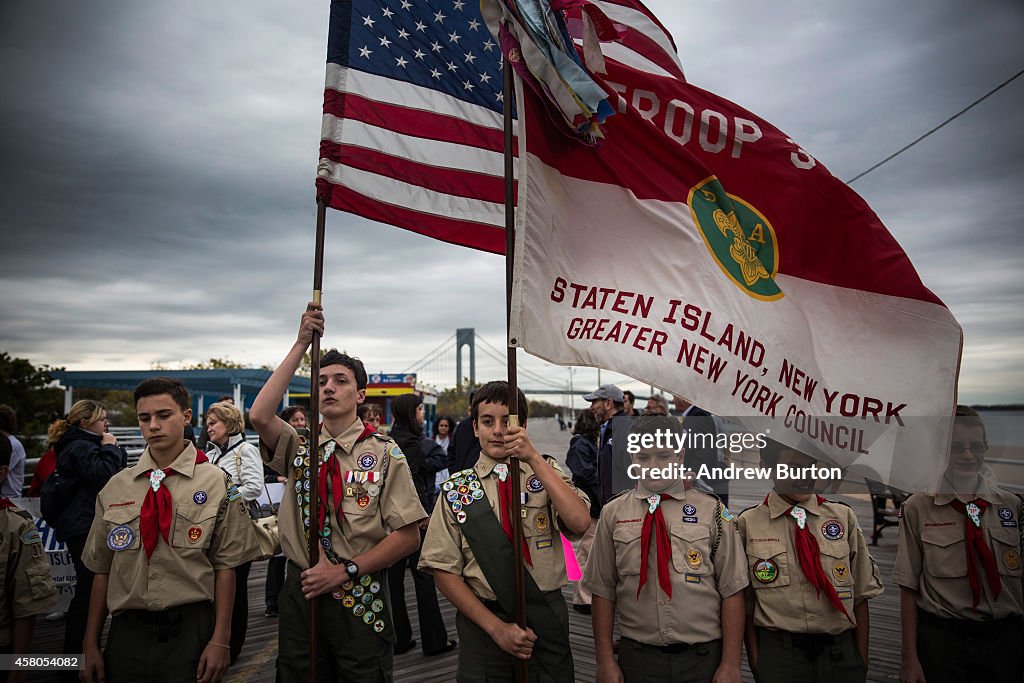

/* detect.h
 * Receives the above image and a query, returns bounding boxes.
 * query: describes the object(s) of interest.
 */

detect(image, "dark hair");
[217,395,233,403]
[392,394,424,436]
[280,405,307,423]
[572,410,599,442]
[357,403,381,420]
[622,390,635,404]
[134,377,191,412]
[0,405,16,434]
[0,431,11,468]
[628,414,684,438]
[955,404,986,442]
[320,349,368,390]
[471,381,528,424]
[434,415,454,433]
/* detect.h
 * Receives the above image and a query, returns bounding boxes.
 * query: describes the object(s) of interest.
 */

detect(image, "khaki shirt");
[893,480,1024,620]
[83,442,261,614]
[418,452,589,601]
[736,492,883,635]
[261,417,426,569]
[583,484,748,646]
[0,504,57,647]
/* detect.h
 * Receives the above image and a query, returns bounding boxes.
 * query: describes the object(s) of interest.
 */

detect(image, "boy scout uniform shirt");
[82,442,260,614]
[0,503,58,647]
[893,481,1024,620]
[582,484,748,646]
[261,416,426,569]
[736,492,883,635]
[418,451,589,601]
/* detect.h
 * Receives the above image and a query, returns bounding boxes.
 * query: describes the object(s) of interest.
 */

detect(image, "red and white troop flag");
[498,0,963,493]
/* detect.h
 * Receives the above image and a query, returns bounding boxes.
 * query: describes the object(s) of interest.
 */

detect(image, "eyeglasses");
[949,441,988,455]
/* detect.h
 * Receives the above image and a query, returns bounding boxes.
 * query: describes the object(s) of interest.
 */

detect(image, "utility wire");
[846,68,1023,184]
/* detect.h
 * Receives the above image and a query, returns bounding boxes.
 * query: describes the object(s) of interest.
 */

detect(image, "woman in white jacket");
[204,400,263,664]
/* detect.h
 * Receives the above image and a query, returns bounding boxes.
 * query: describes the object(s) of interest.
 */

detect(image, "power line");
[403,334,455,373]
[846,68,1023,184]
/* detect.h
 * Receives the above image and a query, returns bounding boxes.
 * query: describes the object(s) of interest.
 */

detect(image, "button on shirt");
[82,442,260,614]
[736,492,883,635]
[261,417,427,569]
[893,480,1024,621]
[418,452,589,601]
[583,485,748,646]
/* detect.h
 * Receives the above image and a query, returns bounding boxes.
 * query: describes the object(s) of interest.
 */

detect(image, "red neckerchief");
[766,494,851,620]
[950,498,1001,608]
[637,493,673,600]
[140,451,209,561]
[0,497,14,509]
[317,422,377,536]
[498,474,533,567]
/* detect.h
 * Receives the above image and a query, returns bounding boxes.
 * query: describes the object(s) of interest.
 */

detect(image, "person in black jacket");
[446,391,479,473]
[566,409,601,613]
[386,394,455,656]
[49,400,127,675]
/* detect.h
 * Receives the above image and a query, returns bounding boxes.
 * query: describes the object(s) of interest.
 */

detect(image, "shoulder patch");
[720,506,734,522]
[21,526,42,545]
[226,482,242,502]
[388,444,406,459]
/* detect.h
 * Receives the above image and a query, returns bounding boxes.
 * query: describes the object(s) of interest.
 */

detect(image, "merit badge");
[354,605,366,617]
[443,481,454,492]
[353,585,365,597]
[188,526,203,543]
[472,490,484,500]
[358,453,377,470]
[389,444,405,459]
[526,475,543,493]
[294,456,303,468]
[535,512,550,533]
[295,481,302,493]
[822,520,845,540]
[461,494,473,506]
[790,506,807,530]
[333,589,346,602]
[361,574,372,587]
[451,502,462,513]
[303,468,311,479]
[647,495,661,514]
[149,468,166,492]
[966,502,982,527]
[342,580,355,591]
[371,599,384,613]
[374,619,386,633]
[1004,549,1022,571]
[357,495,370,509]
[832,561,849,582]
[457,485,469,495]
[456,511,468,524]
[683,504,697,517]
[370,581,382,594]
[686,548,703,570]
[304,480,311,492]
[321,538,332,550]
[447,490,460,503]
[107,525,134,551]
[363,612,376,625]
[536,538,553,549]
[362,592,373,605]
[469,481,481,491]
[753,559,778,583]
[193,491,208,505]
[367,484,380,498]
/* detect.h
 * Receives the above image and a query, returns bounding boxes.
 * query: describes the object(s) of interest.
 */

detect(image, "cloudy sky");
[2,0,1022,407]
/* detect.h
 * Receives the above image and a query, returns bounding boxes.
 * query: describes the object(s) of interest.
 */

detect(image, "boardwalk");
[28,418,906,682]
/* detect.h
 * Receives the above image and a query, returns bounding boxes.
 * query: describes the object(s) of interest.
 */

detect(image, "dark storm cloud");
[1,0,1021,403]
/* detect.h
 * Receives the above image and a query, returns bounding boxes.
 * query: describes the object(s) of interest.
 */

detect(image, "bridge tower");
[456,328,476,387]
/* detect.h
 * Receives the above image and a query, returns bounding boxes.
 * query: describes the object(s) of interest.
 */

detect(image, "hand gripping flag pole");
[502,58,528,683]
[307,198,328,683]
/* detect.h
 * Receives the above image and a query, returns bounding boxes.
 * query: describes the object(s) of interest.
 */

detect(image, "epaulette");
[371,431,393,443]
[606,489,632,504]
[10,507,33,522]
[736,503,761,518]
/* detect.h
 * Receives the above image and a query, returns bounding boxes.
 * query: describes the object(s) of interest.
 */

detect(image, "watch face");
[347,563,358,577]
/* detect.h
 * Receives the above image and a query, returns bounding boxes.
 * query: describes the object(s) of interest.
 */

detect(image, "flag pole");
[502,58,529,683]
[307,197,327,683]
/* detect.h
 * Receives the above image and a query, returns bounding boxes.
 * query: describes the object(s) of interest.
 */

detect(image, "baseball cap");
[583,384,624,403]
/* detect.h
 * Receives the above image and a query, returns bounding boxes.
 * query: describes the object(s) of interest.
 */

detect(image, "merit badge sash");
[445,469,574,681]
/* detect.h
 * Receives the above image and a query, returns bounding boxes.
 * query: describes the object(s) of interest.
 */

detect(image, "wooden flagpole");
[502,59,529,683]
[307,198,327,683]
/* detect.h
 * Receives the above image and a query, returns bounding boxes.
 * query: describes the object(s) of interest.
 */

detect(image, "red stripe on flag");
[316,178,506,254]
[319,142,516,205]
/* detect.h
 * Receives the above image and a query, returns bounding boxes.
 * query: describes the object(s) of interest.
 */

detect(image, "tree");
[437,382,480,418]
[0,352,65,456]
[182,357,246,370]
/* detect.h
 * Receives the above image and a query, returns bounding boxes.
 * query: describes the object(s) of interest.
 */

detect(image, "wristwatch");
[344,560,360,580]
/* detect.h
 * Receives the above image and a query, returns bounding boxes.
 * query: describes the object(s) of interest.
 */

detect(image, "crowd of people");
[0,302,1020,683]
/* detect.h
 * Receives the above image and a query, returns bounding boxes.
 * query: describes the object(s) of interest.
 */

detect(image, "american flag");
[316,0,512,253]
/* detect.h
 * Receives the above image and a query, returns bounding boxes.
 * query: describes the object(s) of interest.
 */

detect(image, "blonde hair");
[47,400,106,447]
[206,401,245,436]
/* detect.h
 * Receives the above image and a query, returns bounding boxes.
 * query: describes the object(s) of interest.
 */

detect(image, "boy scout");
[80,377,260,683]
[583,415,748,683]
[894,406,1024,683]
[1,432,57,683]
[248,301,426,682]
[736,440,883,683]
[419,380,591,682]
